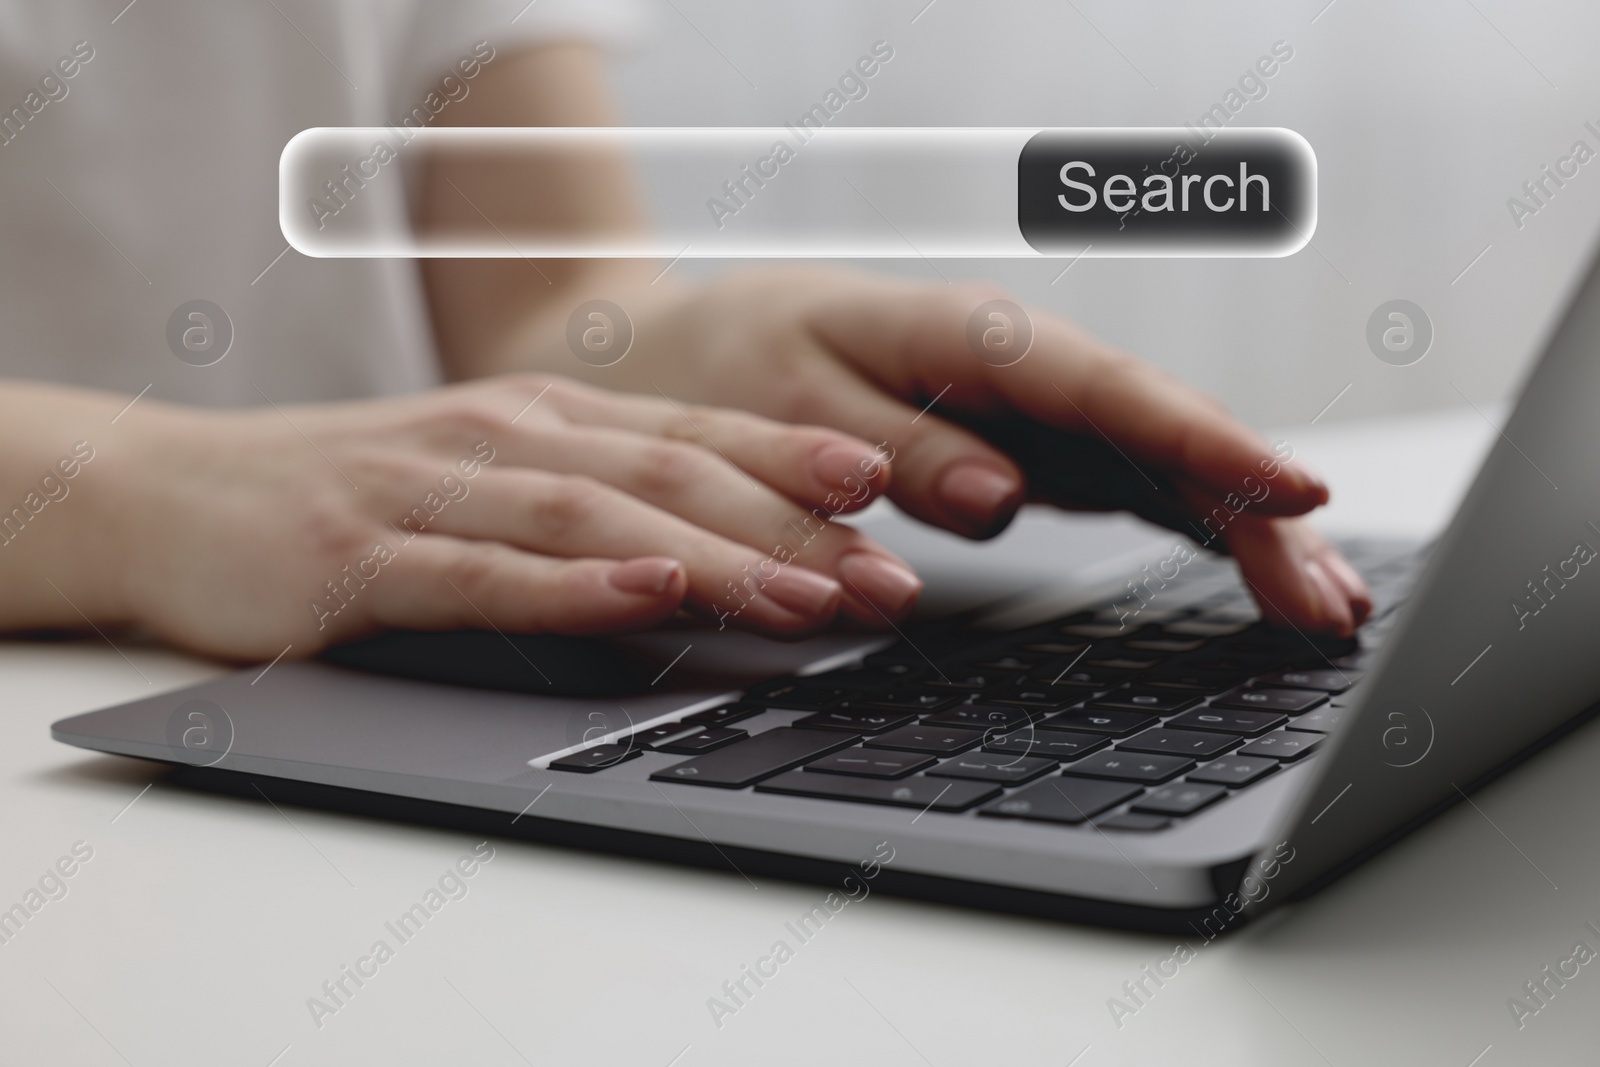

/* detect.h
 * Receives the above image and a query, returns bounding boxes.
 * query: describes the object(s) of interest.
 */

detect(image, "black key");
[926,753,1057,784]
[792,708,914,734]
[550,743,643,773]
[1065,751,1193,783]
[922,704,1035,732]
[818,666,926,690]
[1289,705,1347,733]
[756,771,999,811]
[1186,756,1279,787]
[978,777,1143,824]
[1025,666,1131,690]
[1217,631,1303,656]
[1132,782,1228,816]
[863,724,981,755]
[626,722,706,749]
[848,687,961,713]
[743,678,845,710]
[804,747,934,778]
[1124,636,1207,653]
[1212,687,1327,714]
[1041,709,1156,737]
[1213,646,1288,665]
[983,728,1108,761]
[1005,618,1089,638]
[652,728,858,788]
[960,654,1042,673]
[1017,641,1090,656]
[1118,728,1241,759]
[684,703,763,727]
[862,648,928,671]
[924,672,1001,691]
[836,665,928,689]
[984,687,1080,710]
[1088,688,1201,715]
[1254,668,1360,693]
[1297,633,1359,658]
[1095,812,1172,832]
[1239,730,1323,761]
[1167,708,1287,738]
[1185,656,1275,675]
[1084,654,1165,671]
[658,727,749,754]
[1145,668,1246,693]
[1246,632,1327,653]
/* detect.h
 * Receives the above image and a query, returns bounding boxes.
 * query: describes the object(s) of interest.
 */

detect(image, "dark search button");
[1016,127,1315,256]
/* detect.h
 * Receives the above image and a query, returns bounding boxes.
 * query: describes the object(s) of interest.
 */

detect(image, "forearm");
[0,380,137,628]
[420,42,666,381]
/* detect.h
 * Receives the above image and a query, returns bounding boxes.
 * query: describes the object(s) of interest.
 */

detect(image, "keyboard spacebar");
[651,728,860,788]
[756,772,1000,812]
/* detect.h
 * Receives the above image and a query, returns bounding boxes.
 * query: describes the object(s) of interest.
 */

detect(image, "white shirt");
[0,0,639,408]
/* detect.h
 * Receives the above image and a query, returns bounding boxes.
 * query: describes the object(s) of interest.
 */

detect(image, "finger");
[412,467,851,637]
[536,376,892,513]
[806,280,1328,527]
[369,539,689,635]
[1312,539,1374,626]
[1027,344,1326,516]
[1168,480,1311,553]
[477,421,922,622]
[776,354,1027,539]
[1222,516,1370,637]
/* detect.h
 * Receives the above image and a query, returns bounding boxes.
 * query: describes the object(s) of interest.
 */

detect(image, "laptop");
[51,245,1600,934]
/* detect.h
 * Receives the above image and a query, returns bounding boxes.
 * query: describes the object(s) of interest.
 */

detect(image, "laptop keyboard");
[551,539,1422,832]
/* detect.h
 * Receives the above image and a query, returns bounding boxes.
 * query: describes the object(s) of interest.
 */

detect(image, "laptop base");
[167,762,1255,936]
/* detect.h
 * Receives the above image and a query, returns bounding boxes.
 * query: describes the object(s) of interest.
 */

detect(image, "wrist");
[481,263,689,387]
[0,384,150,628]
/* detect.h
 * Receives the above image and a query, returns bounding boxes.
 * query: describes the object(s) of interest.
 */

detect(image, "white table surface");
[6,406,1592,1067]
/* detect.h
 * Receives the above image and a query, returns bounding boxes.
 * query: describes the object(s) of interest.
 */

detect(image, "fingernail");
[1304,559,1353,636]
[1288,461,1329,501]
[838,552,923,619]
[609,557,683,596]
[812,443,883,496]
[760,566,842,618]
[938,463,1022,526]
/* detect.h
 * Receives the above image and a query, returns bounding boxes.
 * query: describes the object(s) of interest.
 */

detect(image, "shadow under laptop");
[1197,709,1600,1051]
[1241,710,1600,952]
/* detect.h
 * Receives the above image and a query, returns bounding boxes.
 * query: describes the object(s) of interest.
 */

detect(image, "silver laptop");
[51,245,1600,933]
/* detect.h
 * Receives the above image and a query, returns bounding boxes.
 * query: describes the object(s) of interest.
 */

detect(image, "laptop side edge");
[1259,232,1600,906]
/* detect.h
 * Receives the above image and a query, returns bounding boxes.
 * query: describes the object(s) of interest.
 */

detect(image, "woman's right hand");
[0,375,920,661]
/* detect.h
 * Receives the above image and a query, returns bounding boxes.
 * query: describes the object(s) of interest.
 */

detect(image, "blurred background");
[612,0,1600,427]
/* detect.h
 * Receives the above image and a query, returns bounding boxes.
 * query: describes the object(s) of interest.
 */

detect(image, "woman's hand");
[515,268,1372,636]
[418,44,1368,636]
[0,376,921,661]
